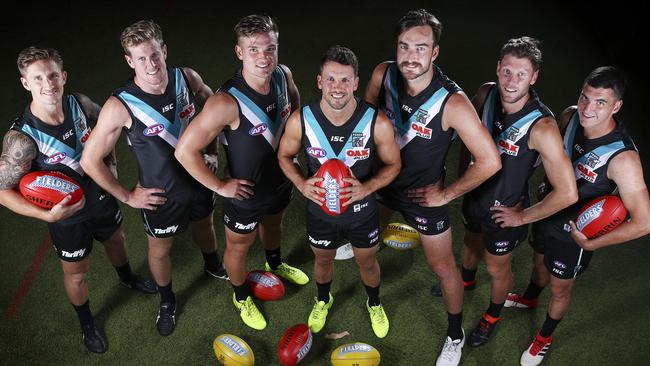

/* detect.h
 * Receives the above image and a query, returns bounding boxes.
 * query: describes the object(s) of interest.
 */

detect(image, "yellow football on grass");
[331,342,380,365]
[213,334,254,366]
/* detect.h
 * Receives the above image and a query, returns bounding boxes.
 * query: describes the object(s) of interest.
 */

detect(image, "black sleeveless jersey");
[301,99,378,221]
[114,67,200,194]
[377,62,461,201]
[540,111,636,234]
[468,84,553,212]
[12,93,105,224]
[220,67,292,209]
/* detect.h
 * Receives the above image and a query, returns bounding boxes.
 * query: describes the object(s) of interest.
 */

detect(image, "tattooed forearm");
[0,131,36,190]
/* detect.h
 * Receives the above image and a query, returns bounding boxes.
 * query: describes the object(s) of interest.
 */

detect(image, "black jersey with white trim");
[377,62,461,200]
[114,67,199,193]
[468,84,553,212]
[11,93,106,224]
[220,67,292,209]
[301,99,378,221]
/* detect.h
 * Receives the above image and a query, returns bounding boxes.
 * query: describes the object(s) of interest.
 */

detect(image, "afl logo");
[415,216,428,224]
[306,147,326,158]
[553,260,567,269]
[45,152,66,164]
[143,124,165,136]
[249,124,268,136]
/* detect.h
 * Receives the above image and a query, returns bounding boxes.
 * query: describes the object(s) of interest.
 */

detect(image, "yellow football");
[213,334,255,366]
[380,222,421,250]
[331,342,380,366]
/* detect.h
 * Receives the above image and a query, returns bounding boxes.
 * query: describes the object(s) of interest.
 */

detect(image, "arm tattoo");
[0,131,37,190]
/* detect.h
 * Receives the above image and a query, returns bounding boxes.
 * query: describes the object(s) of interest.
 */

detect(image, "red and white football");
[19,171,84,209]
[575,195,627,239]
[277,323,312,366]
[245,270,285,301]
[314,158,351,216]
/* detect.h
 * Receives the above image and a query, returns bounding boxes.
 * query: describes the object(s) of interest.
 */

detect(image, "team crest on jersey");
[506,126,520,141]
[414,108,429,124]
[143,124,165,136]
[411,122,432,139]
[45,152,66,165]
[585,152,600,168]
[351,132,365,147]
[346,148,370,160]
[498,138,520,156]
[306,147,326,158]
[249,123,268,136]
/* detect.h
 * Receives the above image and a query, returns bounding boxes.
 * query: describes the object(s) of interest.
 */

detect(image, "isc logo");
[45,152,66,164]
[306,147,326,158]
[143,124,165,136]
[161,103,174,113]
[249,123,268,136]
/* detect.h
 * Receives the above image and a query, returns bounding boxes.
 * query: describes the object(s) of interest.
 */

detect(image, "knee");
[486,261,510,279]
[550,284,572,301]
[65,270,87,286]
[431,260,457,279]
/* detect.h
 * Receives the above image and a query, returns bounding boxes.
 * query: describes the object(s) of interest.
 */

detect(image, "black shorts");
[531,221,592,279]
[222,182,292,234]
[48,196,123,262]
[378,195,450,235]
[462,195,529,255]
[306,211,380,250]
[142,184,216,238]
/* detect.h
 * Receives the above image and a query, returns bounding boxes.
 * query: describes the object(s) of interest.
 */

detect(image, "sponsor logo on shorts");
[61,248,86,258]
[553,260,567,269]
[368,228,379,238]
[143,124,165,136]
[552,268,565,275]
[436,220,445,230]
[249,123,268,136]
[495,241,509,247]
[418,225,427,231]
[353,202,368,212]
[154,225,179,235]
[219,336,248,356]
[415,216,428,224]
[564,223,571,232]
[308,236,331,246]
[235,222,257,231]
[306,147,326,158]
[45,152,66,164]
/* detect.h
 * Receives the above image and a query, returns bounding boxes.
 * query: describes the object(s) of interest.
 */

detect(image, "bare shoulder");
[472,82,495,109]
[609,150,644,180]
[278,64,294,78]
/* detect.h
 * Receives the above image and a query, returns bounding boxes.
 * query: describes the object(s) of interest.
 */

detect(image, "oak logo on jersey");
[498,138,520,156]
[45,152,67,165]
[346,148,370,160]
[177,89,195,121]
[179,103,195,120]
[249,123,268,136]
[351,132,365,147]
[411,122,432,139]
[306,147,326,158]
[577,152,600,183]
[144,124,165,136]
[279,95,291,120]
[74,117,91,143]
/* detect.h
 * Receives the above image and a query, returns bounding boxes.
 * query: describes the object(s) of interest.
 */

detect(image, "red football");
[278,323,312,366]
[245,270,285,301]
[314,158,352,216]
[576,195,627,239]
[19,171,84,209]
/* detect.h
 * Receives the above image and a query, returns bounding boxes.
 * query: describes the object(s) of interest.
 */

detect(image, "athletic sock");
[316,281,332,302]
[461,266,477,283]
[232,283,250,302]
[539,313,562,338]
[72,300,94,328]
[447,312,464,340]
[158,282,175,305]
[265,248,282,270]
[202,251,221,271]
[523,281,545,300]
[486,300,504,319]
[365,285,380,306]
[114,262,134,282]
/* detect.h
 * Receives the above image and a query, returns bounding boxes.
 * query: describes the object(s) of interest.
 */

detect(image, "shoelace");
[530,337,549,355]
[440,338,462,361]
[242,299,257,317]
[311,299,327,317]
[369,306,386,324]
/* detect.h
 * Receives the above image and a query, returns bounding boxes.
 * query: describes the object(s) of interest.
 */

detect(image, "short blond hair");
[120,19,163,55]
[17,46,63,76]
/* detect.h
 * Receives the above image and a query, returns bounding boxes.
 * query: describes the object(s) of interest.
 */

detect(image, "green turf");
[1,1,649,365]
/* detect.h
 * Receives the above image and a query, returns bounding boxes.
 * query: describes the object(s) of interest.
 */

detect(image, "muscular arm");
[364,62,390,107]
[80,97,165,209]
[571,151,650,250]
[341,111,400,205]
[277,111,324,205]
[75,93,118,177]
[458,83,494,177]
[175,92,254,199]
[494,118,577,227]
[0,131,82,222]
[441,92,501,202]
